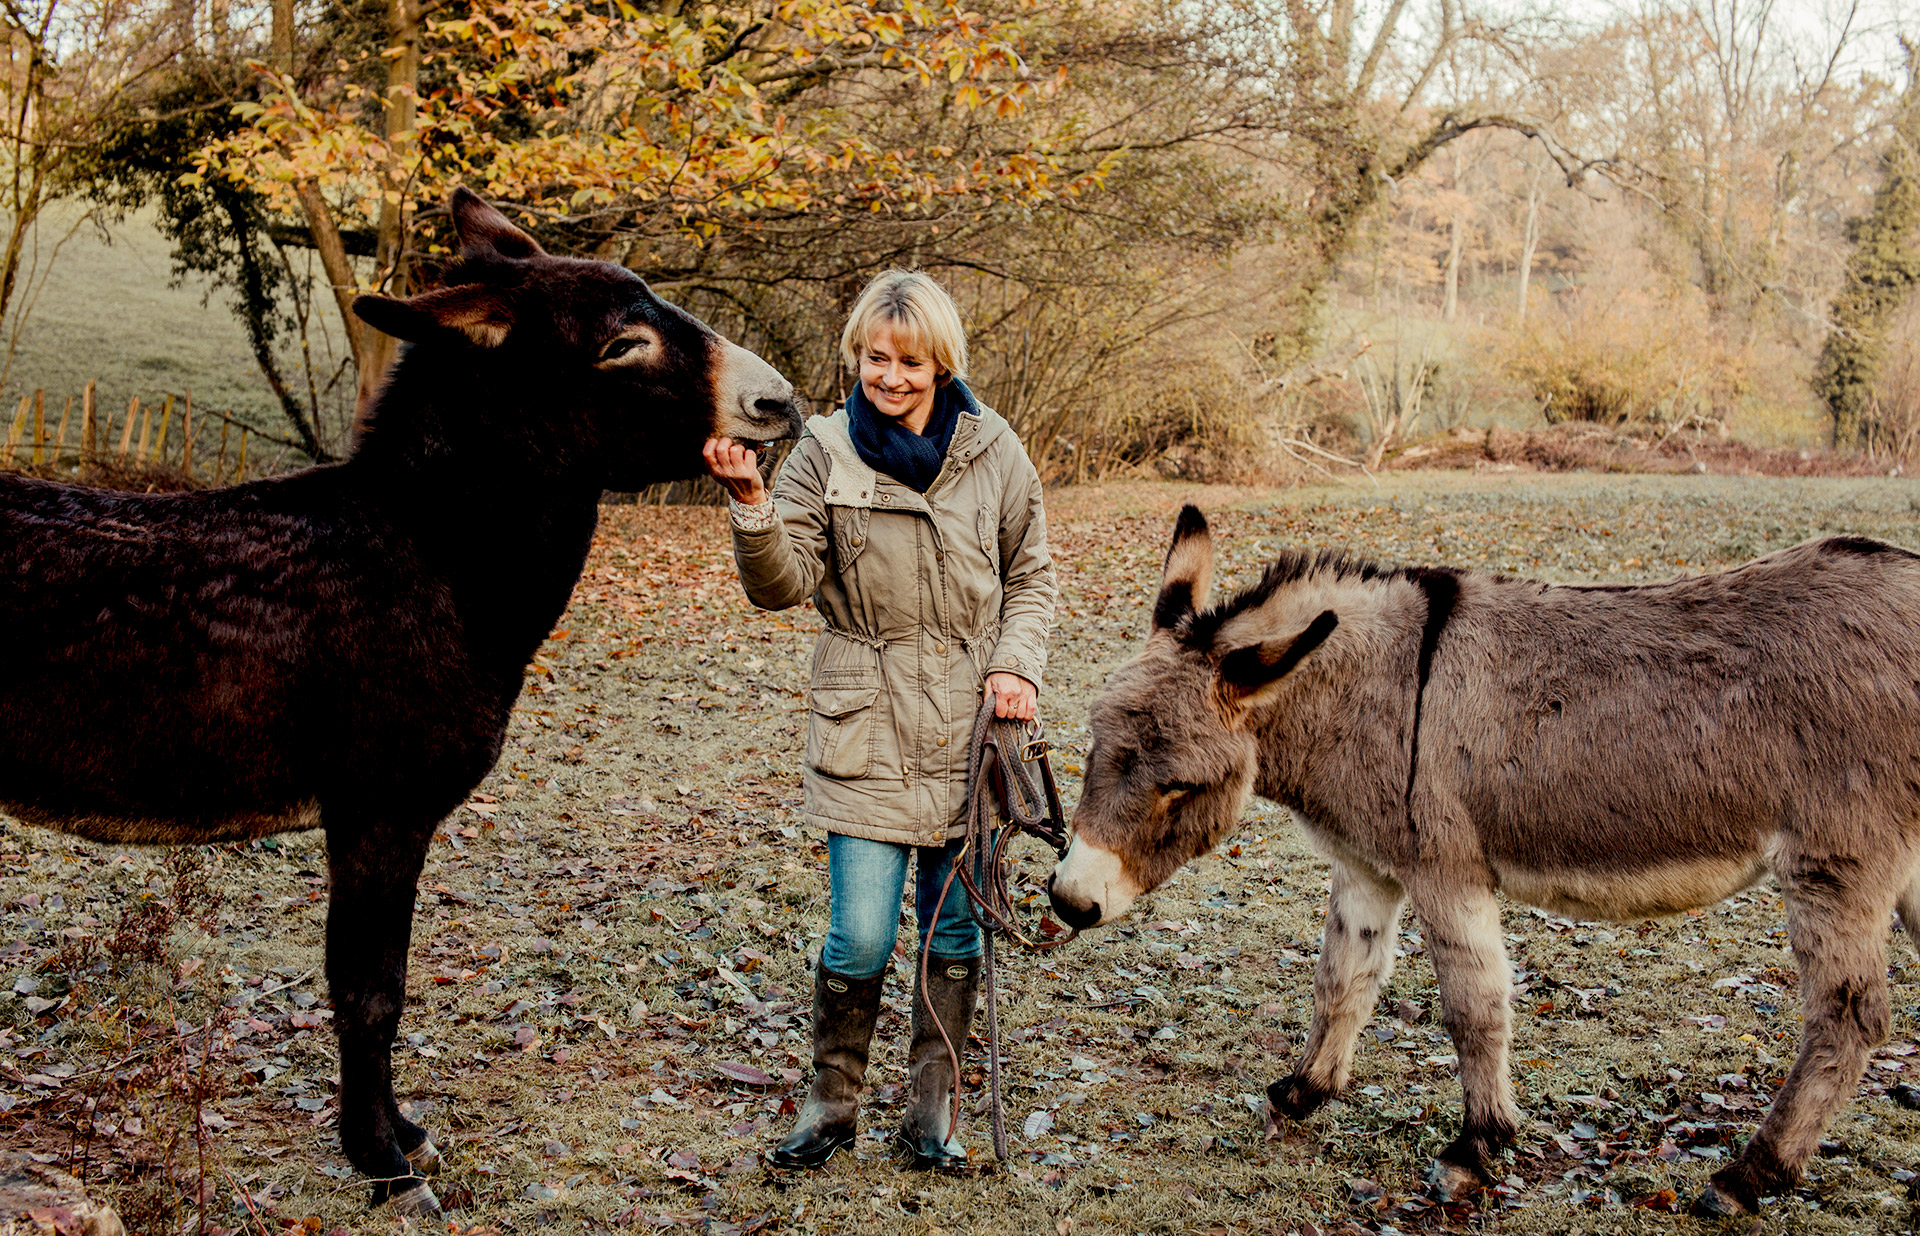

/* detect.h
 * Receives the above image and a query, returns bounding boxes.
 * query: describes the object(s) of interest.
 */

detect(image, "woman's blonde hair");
[839,270,969,381]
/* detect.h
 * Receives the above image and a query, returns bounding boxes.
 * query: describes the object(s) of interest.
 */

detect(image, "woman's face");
[859,323,940,433]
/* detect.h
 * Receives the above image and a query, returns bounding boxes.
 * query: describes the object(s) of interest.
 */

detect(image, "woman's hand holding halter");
[985,671,1036,721]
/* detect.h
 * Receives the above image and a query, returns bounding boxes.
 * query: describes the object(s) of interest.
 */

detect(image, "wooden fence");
[0,383,302,488]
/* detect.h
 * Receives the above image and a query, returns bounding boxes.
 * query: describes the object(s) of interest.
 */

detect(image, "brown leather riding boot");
[767,966,884,1169]
[897,953,981,1170]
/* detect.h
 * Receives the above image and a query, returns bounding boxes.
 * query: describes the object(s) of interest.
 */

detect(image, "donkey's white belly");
[1494,854,1767,922]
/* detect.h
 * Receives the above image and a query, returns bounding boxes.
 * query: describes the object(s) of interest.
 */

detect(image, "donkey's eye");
[598,329,658,366]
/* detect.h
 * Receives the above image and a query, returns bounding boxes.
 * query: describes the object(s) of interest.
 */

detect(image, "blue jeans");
[820,833,981,978]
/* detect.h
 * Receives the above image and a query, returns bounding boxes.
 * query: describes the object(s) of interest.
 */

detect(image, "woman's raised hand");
[703,437,769,505]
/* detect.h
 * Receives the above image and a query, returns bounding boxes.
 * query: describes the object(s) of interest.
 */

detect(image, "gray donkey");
[1048,504,1920,1216]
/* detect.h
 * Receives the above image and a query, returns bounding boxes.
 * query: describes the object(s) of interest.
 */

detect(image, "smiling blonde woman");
[703,270,1057,1171]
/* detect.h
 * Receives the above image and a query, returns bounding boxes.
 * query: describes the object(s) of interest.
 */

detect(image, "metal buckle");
[1020,719,1048,762]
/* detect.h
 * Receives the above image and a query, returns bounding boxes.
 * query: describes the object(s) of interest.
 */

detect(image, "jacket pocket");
[831,506,871,571]
[976,503,999,565]
[806,683,880,779]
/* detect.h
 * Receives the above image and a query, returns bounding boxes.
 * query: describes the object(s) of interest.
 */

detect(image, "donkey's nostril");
[1049,887,1101,932]
[753,396,791,417]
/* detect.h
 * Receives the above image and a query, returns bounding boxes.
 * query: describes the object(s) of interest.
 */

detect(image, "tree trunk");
[1442,212,1463,321]
[0,36,52,374]
[357,0,423,420]
[1518,161,1544,325]
[271,0,366,391]
[1441,145,1464,321]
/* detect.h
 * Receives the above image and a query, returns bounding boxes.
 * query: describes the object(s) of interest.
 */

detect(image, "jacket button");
[851,536,863,547]
[935,642,948,653]
[937,736,948,747]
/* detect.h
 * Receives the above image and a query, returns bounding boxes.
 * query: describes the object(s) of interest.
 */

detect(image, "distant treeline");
[0,1,1914,481]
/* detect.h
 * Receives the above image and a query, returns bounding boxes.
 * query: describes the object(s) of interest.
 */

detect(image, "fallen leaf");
[715,1061,774,1086]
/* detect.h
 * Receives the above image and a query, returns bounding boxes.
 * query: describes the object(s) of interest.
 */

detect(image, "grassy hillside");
[0,207,343,461]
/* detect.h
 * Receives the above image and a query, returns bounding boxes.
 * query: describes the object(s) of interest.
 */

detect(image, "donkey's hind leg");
[1699,861,1898,1216]
[1407,879,1518,1200]
[1896,869,1920,960]
[326,813,442,1215]
[1267,859,1405,1121]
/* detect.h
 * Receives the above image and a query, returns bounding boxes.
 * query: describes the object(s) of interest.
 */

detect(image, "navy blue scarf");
[846,379,973,493]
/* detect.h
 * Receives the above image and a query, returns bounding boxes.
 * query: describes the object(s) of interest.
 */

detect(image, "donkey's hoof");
[1425,1157,1486,1203]
[385,1180,442,1217]
[1265,1075,1332,1122]
[403,1136,442,1176]
[1693,1181,1755,1218]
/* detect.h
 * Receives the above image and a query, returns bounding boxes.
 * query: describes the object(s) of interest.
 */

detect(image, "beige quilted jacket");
[730,402,1056,845]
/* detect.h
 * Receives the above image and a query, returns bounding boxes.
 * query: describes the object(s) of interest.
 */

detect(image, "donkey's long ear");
[1152,504,1214,633]
[353,284,515,347]
[449,186,545,260]
[1216,610,1338,713]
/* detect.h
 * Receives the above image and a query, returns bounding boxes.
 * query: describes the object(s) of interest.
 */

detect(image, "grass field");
[0,207,353,457]
[7,472,1920,1235]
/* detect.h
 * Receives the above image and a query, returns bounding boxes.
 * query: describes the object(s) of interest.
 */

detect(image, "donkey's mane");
[1183,549,1428,647]
[1184,534,1920,649]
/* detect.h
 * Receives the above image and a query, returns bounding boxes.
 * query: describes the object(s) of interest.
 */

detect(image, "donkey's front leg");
[1698,866,1898,1216]
[1267,860,1405,1121]
[1408,880,1518,1201]
[326,815,442,1215]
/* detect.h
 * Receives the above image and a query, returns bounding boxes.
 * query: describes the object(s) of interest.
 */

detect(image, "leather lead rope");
[921,698,1077,1163]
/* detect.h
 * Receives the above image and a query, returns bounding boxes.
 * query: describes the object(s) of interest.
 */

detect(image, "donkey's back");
[0,469,489,846]
[1442,535,1920,919]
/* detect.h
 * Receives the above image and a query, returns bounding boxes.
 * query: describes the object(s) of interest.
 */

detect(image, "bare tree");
[0,0,186,388]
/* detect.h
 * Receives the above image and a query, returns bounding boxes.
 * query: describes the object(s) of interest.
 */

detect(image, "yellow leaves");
[203,0,1084,243]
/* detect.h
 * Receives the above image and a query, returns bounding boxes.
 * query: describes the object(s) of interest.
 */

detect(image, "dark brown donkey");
[0,189,800,1215]
[1049,504,1920,1217]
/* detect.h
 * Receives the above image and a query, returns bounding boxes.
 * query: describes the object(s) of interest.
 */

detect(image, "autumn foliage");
[199,2,1099,237]
[1,0,1916,475]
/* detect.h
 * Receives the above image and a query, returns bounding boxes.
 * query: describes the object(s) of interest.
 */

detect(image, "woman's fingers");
[985,673,1037,721]
[706,438,751,477]
[703,439,766,504]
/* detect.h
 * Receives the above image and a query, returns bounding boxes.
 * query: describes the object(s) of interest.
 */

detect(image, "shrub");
[1492,275,1749,428]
